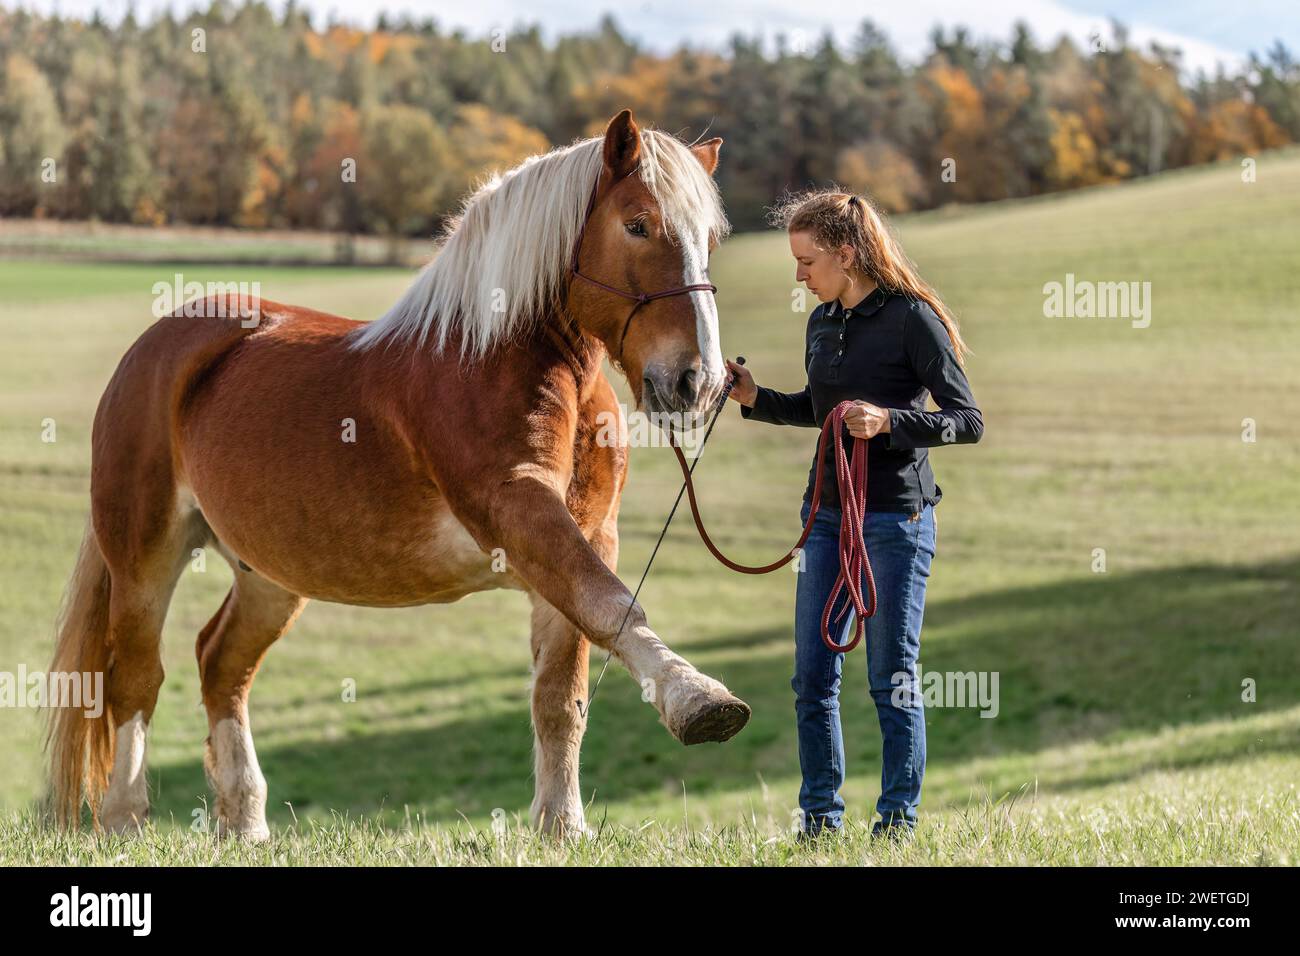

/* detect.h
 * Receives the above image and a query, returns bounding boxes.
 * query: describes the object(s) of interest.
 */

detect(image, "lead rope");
[581,358,876,717]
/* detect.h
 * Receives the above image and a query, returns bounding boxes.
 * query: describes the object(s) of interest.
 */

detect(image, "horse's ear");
[691,137,723,176]
[603,109,642,179]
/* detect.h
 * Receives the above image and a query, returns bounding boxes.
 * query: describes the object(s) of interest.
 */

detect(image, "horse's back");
[154,298,512,605]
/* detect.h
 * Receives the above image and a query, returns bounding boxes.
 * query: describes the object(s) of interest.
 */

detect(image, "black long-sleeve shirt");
[740,286,983,512]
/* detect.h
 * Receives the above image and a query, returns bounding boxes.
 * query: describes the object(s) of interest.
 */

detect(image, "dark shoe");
[794,822,843,845]
[870,820,915,842]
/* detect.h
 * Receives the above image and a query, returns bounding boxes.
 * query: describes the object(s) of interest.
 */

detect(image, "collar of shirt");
[822,285,890,320]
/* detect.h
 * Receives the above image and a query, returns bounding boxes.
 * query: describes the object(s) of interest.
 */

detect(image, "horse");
[46,109,751,841]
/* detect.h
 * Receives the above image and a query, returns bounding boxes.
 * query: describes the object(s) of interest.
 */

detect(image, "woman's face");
[789,230,853,303]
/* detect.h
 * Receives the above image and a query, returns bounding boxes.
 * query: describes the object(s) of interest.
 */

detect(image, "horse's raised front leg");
[476,475,750,747]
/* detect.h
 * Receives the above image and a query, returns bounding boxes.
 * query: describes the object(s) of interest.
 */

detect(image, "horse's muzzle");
[642,364,719,418]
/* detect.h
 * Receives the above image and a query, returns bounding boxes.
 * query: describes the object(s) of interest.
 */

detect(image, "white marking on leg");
[603,608,738,741]
[101,711,149,832]
[527,599,591,840]
[206,717,270,841]
[530,730,589,840]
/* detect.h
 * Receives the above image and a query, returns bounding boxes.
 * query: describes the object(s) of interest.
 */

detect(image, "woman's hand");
[844,400,891,438]
[725,359,758,407]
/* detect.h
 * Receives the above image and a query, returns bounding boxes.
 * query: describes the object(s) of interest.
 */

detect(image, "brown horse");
[46,110,750,841]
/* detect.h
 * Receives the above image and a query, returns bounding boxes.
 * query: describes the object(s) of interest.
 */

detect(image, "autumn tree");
[0,6,1296,231]
[0,54,67,215]
[448,104,549,196]
[359,103,452,239]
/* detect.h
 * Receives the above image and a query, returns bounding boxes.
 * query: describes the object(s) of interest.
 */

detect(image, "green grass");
[1,770,1295,865]
[0,219,424,266]
[1,149,1298,865]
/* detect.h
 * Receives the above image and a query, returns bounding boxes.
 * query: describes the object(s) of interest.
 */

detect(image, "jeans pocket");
[922,505,937,557]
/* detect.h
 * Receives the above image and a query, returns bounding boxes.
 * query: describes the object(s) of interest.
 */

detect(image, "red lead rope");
[669,399,877,652]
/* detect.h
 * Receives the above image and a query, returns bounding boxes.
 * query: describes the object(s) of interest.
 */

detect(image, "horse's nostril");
[676,367,700,405]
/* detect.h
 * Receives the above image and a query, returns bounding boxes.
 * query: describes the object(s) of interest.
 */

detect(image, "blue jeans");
[793,496,936,833]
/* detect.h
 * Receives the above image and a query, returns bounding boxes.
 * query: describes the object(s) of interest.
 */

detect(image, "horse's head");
[569,110,729,422]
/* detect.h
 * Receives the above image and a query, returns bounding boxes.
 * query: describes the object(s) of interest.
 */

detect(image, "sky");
[10,0,1296,75]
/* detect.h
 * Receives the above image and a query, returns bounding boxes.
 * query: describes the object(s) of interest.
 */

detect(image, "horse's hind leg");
[98,517,203,833]
[197,560,305,841]
[527,592,592,839]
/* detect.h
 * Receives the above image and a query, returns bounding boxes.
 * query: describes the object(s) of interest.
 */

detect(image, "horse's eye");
[625,220,648,238]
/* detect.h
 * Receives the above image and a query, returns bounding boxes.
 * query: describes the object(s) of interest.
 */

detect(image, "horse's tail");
[44,518,115,828]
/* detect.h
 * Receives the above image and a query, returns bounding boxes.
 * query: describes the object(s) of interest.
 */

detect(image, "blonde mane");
[350,129,730,361]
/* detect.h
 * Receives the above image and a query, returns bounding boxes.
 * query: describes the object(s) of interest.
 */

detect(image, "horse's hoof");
[102,817,147,837]
[213,820,271,843]
[679,696,751,745]
[100,805,149,836]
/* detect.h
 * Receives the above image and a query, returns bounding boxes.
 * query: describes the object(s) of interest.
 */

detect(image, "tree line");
[1,1,1296,235]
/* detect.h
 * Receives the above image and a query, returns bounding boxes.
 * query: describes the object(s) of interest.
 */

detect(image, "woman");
[726,189,983,840]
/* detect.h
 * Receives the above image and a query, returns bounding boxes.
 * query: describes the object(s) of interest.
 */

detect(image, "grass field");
[1,150,1298,865]
[0,218,425,267]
